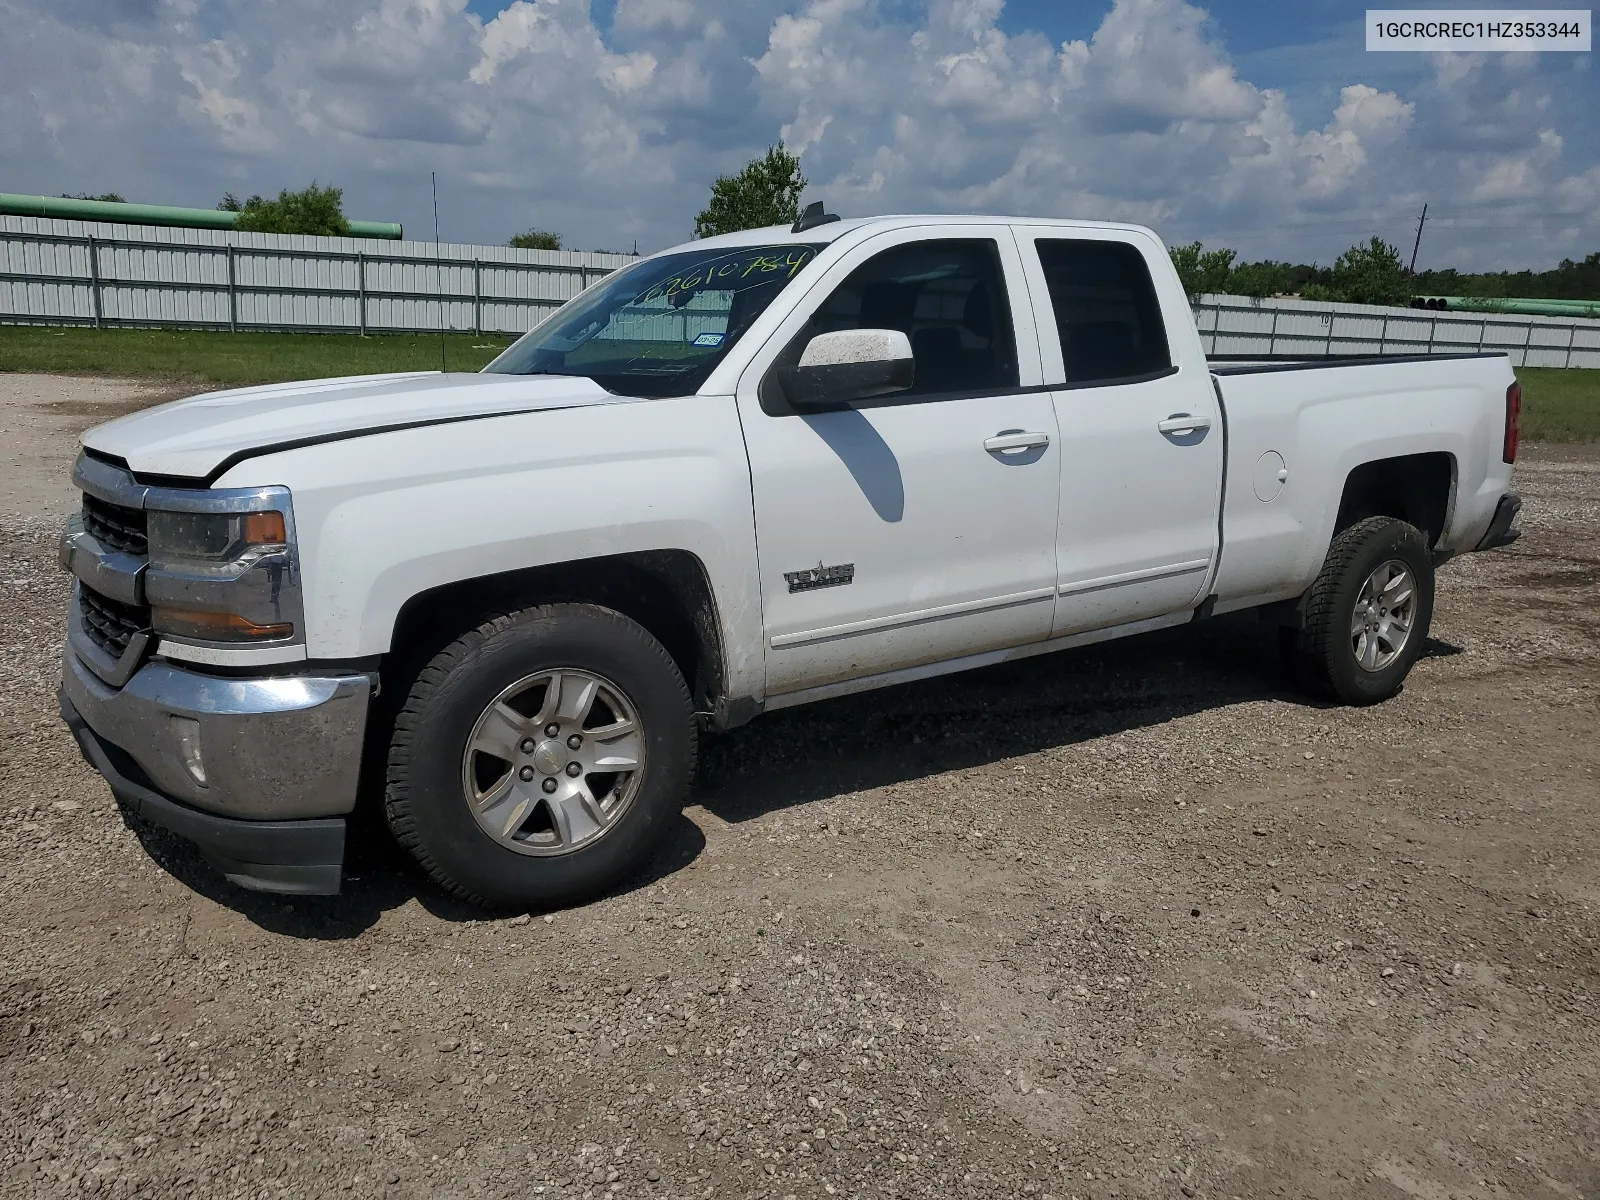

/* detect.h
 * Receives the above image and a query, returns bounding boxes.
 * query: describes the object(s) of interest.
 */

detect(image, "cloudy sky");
[3,0,1595,270]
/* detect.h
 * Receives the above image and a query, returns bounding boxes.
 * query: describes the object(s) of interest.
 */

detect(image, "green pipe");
[0,193,402,240]
[1431,295,1600,319]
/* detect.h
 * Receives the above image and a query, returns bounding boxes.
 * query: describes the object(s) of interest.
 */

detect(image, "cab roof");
[664,214,1158,257]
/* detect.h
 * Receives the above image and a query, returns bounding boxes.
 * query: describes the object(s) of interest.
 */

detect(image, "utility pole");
[1408,203,1428,273]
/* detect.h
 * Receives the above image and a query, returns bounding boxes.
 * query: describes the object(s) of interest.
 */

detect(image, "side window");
[1035,239,1172,386]
[788,238,1019,399]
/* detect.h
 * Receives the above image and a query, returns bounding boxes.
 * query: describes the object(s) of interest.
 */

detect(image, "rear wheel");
[385,604,696,909]
[1281,516,1434,705]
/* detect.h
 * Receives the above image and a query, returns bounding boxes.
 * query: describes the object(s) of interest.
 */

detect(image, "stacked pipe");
[1412,295,1600,319]
[0,193,402,240]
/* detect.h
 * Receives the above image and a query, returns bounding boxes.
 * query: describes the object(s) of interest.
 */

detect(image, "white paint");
[1211,352,1516,612]
[732,220,1059,695]
[77,213,1521,714]
[1013,223,1227,636]
[1253,451,1288,503]
[85,371,617,479]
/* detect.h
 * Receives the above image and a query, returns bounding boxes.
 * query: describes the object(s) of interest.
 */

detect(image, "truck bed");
[1208,351,1510,375]
[1205,350,1517,615]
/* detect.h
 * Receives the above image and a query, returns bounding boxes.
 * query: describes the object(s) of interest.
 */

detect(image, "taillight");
[1503,381,1521,464]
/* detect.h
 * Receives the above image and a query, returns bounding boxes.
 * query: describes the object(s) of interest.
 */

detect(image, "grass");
[1,326,1597,441]
[1517,367,1600,443]
[0,326,515,386]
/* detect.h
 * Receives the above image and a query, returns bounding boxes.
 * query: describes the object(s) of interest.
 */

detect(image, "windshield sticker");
[691,331,726,347]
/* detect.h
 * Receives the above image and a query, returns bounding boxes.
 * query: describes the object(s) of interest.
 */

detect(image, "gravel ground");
[1,376,1597,1200]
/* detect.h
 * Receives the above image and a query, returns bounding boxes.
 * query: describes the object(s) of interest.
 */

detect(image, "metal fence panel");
[0,214,635,336]
[1193,293,1600,368]
[4,216,1598,369]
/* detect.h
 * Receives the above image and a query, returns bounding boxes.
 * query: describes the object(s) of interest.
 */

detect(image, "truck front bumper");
[59,650,374,895]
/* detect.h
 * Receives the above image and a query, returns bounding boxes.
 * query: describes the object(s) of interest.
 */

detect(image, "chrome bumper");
[61,648,374,821]
[61,696,348,896]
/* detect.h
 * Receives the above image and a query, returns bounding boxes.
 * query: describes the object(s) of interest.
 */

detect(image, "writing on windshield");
[634,248,816,306]
[484,242,825,397]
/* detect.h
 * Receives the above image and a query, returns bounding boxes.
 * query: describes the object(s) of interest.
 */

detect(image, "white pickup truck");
[59,208,1524,906]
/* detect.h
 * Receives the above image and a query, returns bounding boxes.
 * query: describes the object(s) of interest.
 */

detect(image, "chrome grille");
[82,494,148,555]
[78,586,150,659]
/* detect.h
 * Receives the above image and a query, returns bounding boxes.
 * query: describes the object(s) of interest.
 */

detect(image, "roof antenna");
[792,200,840,234]
[432,170,446,374]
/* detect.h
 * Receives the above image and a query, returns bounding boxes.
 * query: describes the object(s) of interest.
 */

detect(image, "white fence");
[0,215,636,336]
[1193,292,1600,369]
[4,215,1599,368]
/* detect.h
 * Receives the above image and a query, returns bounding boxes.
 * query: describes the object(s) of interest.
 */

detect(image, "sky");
[3,0,1596,271]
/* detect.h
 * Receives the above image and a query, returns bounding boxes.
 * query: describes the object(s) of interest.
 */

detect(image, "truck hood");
[82,371,621,480]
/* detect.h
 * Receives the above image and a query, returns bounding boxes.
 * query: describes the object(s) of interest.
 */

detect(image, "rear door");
[1015,229,1224,635]
[735,226,1062,697]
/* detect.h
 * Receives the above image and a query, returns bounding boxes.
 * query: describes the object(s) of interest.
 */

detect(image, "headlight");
[145,503,299,645]
[147,510,287,573]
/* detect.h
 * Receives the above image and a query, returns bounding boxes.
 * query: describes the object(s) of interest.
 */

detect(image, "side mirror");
[780,329,915,411]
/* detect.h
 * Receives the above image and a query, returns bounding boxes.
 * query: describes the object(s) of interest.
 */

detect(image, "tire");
[385,603,696,909]
[1280,516,1435,705]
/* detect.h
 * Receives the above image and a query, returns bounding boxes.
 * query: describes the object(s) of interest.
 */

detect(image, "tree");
[220,183,349,236]
[509,230,562,250]
[61,192,125,203]
[694,142,806,239]
[1227,259,1297,299]
[1168,242,1236,296]
[1306,236,1411,306]
[1413,251,1600,301]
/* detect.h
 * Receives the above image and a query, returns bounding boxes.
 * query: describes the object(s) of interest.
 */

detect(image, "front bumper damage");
[60,650,373,895]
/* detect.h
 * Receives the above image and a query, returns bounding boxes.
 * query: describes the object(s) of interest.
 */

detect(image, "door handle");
[984,431,1051,454]
[1157,413,1212,436]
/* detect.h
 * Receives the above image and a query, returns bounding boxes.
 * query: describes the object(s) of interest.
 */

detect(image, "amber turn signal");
[151,606,293,642]
[242,511,287,546]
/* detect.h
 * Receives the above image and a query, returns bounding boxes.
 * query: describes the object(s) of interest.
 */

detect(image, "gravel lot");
[1,375,1596,1200]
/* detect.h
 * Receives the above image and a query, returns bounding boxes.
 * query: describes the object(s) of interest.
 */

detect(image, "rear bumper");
[61,694,345,894]
[1475,491,1522,552]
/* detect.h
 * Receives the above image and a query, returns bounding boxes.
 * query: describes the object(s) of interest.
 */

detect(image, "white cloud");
[0,0,1593,268]
[1329,83,1413,143]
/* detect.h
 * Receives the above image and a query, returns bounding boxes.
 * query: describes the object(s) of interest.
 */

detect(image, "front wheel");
[385,604,696,909]
[1281,516,1435,705]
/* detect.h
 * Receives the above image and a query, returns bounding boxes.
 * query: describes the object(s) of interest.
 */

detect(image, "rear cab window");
[1032,239,1173,386]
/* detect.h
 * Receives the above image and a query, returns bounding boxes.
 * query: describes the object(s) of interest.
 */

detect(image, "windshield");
[484,242,826,396]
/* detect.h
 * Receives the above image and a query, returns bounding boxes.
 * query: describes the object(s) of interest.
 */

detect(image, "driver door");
[735,226,1062,698]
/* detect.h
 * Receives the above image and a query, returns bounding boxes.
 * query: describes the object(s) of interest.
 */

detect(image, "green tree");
[1412,251,1600,302]
[1168,241,1236,296]
[1226,259,1298,299]
[223,183,349,236]
[509,229,562,250]
[61,192,125,203]
[1314,236,1411,306]
[694,141,806,239]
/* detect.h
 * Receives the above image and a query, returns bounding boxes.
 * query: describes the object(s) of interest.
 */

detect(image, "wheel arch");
[381,550,728,723]
[1333,451,1456,550]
